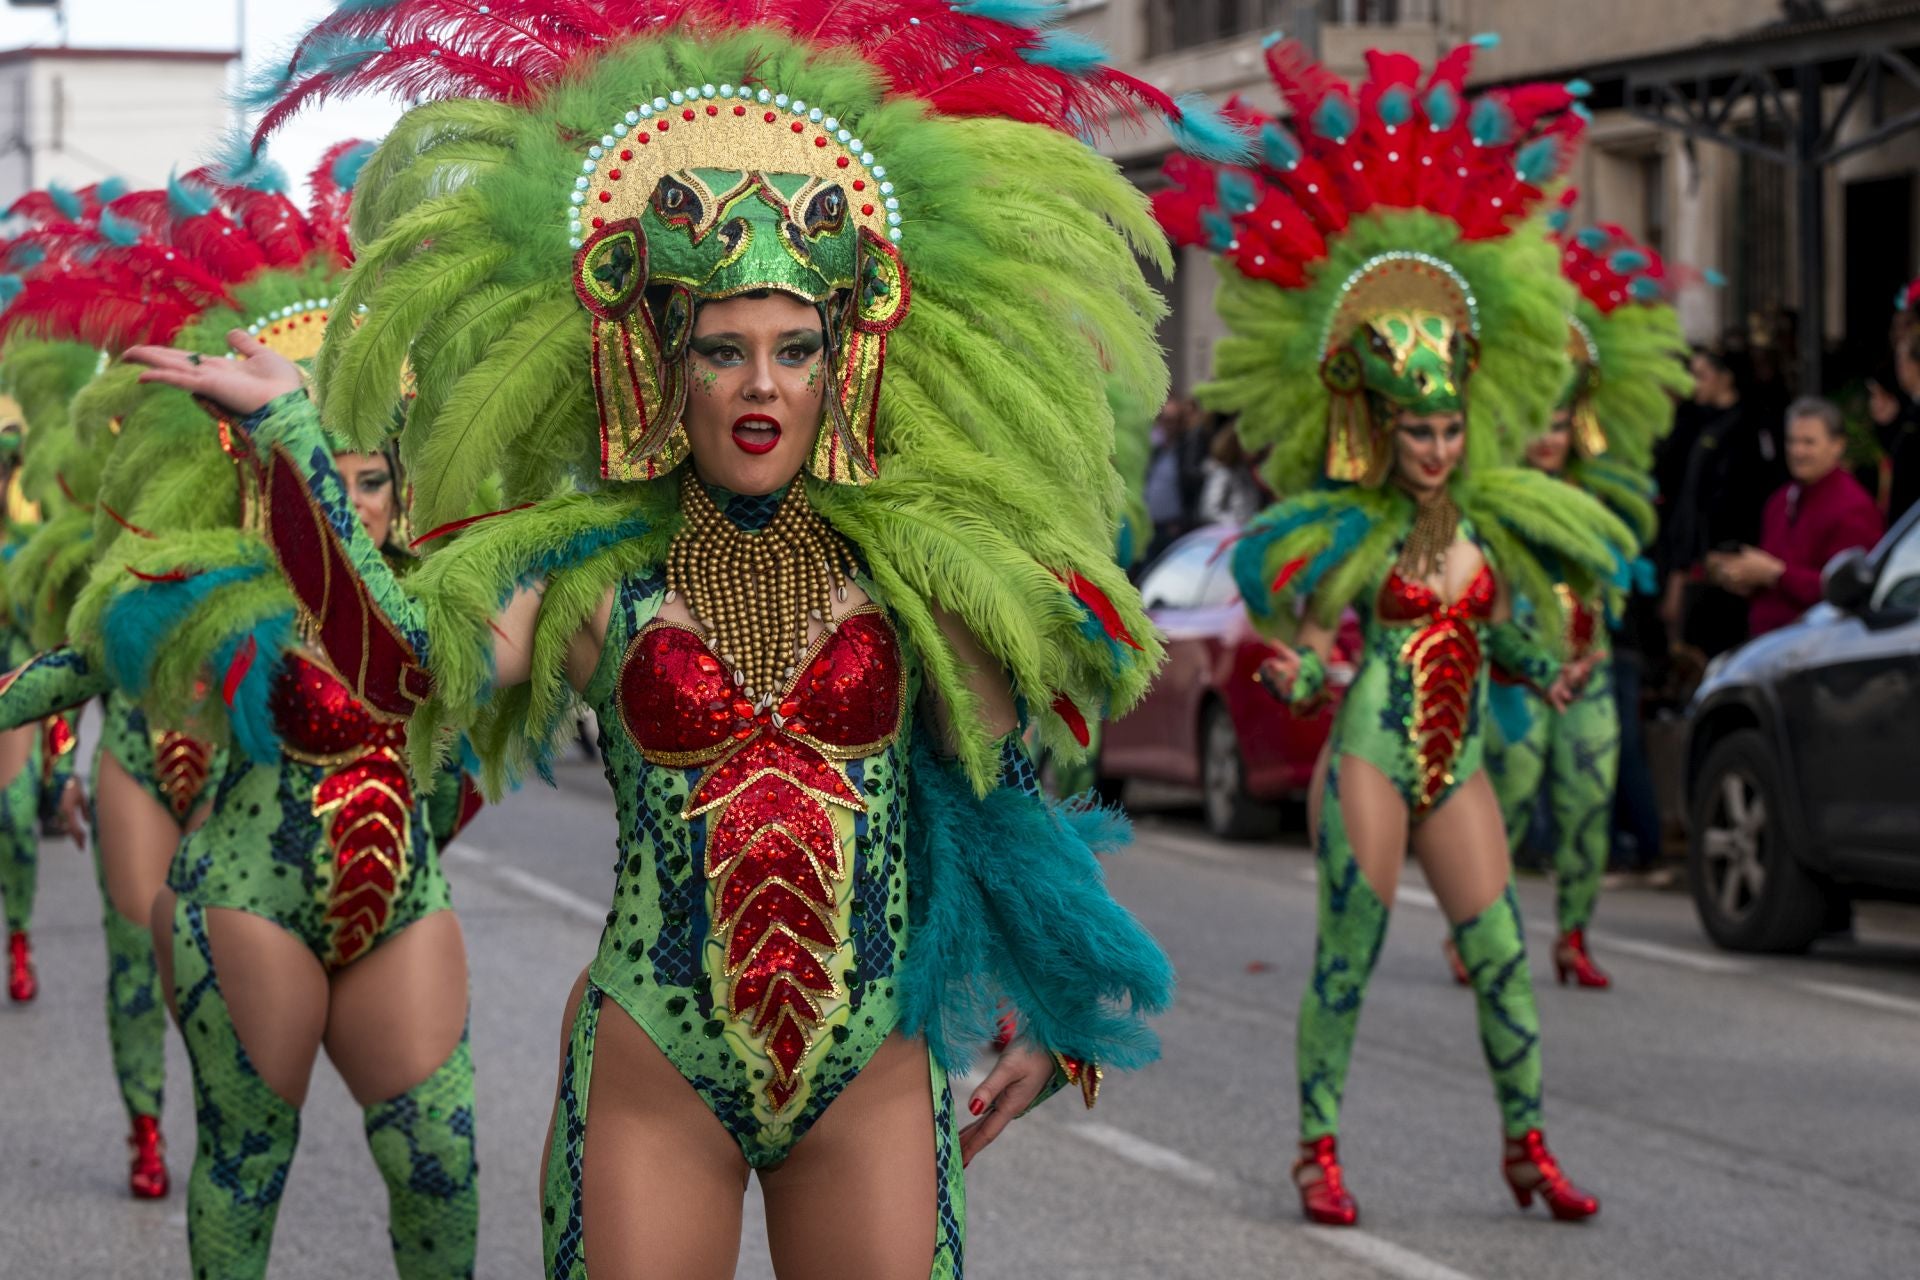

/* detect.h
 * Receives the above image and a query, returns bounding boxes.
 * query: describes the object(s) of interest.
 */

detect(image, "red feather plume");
[1154,37,1584,289]
[252,0,1202,148]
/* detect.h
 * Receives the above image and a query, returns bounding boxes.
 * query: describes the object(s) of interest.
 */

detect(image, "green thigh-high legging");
[0,732,43,933]
[170,899,479,1279]
[95,854,167,1121]
[1298,757,1546,1141]
[1489,662,1620,935]
[542,984,967,1280]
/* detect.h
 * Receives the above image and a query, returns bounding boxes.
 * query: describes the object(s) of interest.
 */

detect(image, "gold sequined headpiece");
[1317,252,1479,484]
[1561,316,1606,458]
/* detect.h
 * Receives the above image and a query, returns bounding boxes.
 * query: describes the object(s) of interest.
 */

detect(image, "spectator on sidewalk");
[1197,420,1262,526]
[1708,396,1885,638]
[1663,348,1784,658]
[1885,332,1920,525]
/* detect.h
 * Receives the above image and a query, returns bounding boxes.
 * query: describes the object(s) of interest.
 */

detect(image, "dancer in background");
[1156,35,1632,1226]
[0,151,480,1277]
[1472,217,1692,990]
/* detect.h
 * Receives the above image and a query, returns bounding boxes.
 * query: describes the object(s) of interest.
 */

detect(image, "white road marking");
[1585,933,1751,975]
[1063,1121,1234,1192]
[442,844,606,924]
[1793,979,1920,1019]
[1305,1229,1486,1280]
[1061,1121,1486,1280]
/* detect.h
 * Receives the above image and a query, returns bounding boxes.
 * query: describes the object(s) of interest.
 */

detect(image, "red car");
[1098,524,1357,839]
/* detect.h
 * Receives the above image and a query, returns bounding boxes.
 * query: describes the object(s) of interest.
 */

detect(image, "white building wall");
[0,49,234,205]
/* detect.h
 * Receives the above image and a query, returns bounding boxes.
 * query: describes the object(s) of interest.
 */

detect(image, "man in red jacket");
[1708,396,1886,637]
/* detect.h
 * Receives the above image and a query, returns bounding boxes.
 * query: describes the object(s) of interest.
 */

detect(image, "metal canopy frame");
[1619,9,1920,394]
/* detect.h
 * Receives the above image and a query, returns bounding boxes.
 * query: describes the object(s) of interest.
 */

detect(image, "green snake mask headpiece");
[1318,252,1479,484]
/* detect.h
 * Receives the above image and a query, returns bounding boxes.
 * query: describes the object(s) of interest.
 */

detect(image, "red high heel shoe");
[1442,938,1470,987]
[128,1116,169,1199]
[1293,1136,1359,1227]
[1554,929,1611,989]
[1503,1129,1599,1221]
[7,930,35,1003]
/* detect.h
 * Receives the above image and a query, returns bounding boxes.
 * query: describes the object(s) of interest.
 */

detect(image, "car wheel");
[1201,704,1278,841]
[1687,728,1827,953]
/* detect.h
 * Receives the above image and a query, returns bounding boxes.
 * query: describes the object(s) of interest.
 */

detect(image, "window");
[1146,0,1289,55]
[1321,0,1402,22]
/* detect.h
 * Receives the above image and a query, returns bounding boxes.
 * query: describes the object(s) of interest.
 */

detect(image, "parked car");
[1097,524,1357,839]
[1684,505,1920,952]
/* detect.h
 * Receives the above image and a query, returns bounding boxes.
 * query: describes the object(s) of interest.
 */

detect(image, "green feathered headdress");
[1153,37,1591,496]
[270,14,1197,787]
[1553,220,1695,546]
[0,338,108,643]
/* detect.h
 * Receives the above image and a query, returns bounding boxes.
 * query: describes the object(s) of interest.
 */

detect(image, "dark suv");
[1684,507,1920,952]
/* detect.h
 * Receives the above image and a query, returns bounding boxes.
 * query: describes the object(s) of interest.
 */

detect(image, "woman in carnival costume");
[0,150,482,1277]
[0,198,104,1004]
[0,178,229,1198]
[1155,36,1633,1225]
[1465,214,1691,991]
[122,1,1243,1274]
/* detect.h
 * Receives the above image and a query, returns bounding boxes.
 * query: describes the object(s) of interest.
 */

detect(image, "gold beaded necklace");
[665,478,857,708]
[1394,483,1461,583]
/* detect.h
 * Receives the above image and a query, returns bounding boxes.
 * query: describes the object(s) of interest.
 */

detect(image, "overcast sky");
[0,0,405,200]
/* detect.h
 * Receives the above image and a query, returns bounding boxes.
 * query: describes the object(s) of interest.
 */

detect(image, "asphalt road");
[4,749,1919,1278]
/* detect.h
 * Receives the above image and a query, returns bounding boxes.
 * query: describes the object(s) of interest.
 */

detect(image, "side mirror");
[1822,547,1874,613]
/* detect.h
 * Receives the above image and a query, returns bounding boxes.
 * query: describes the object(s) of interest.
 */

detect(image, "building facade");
[1073,0,1919,396]
[0,45,237,209]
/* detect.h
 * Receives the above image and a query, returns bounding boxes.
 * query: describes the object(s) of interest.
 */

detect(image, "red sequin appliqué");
[270,655,414,968]
[153,732,214,820]
[621,607,904,1113]
[1382,565,1496,815]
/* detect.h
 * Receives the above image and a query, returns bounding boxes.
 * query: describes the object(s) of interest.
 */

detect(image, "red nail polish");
[969,1098,985,1116]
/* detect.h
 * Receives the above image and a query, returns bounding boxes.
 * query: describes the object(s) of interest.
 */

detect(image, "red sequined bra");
[1379,564,1497,815]
[268,654,416,968]
[619,606,907,1113]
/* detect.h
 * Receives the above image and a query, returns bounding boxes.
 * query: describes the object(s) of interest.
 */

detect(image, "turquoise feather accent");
[1217,169,1257,212]
[1425,83,1460,130]
[1471,31,1503,48]
[1294,505,1370,598]
[207,131,287,192]
[1470,97,1514,146]
[214,613,297,763]
[100,565,264,696]
[166,171,216,219]
[1024,30,1106,74]
[1515,137,1560,183]
[1313,94,1357,143]
[1201,209,1236,253]
[98,210,142,247]
[951,0,1064,25]
[1168,94,1254,163]
[898,729,1172,1074]
[1261,121,1302,170]
[1378,85,1413,127]
[330,139,377,192]
[47,182,82,220]
[94,176,127,203]
[1608,248,1651,273]
[0,276,23,311]
[1489,681,1534,745]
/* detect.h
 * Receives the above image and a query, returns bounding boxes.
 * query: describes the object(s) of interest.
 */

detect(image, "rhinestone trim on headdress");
[564,83,902,250]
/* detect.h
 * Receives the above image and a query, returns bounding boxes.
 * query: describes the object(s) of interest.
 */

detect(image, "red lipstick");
[732,413,782,456]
